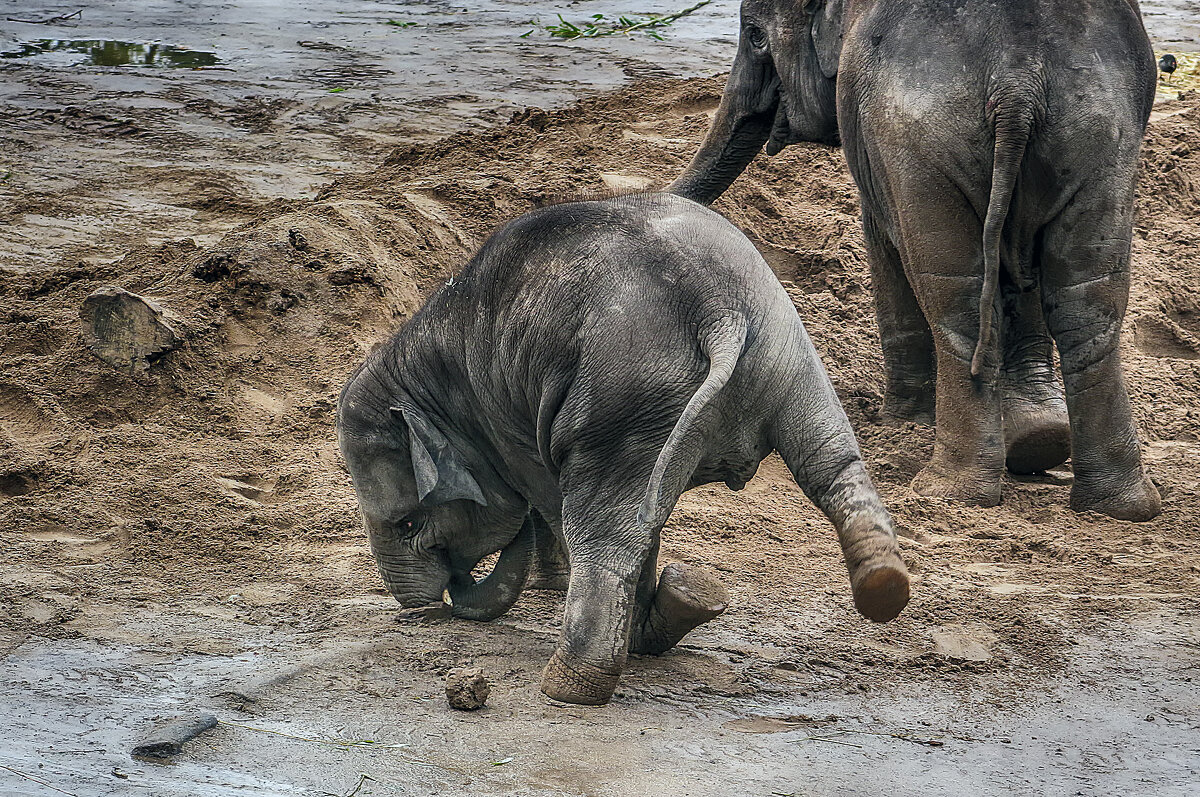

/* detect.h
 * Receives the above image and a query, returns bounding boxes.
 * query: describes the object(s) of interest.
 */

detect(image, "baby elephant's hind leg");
[540,504,728,706]
[541,494,714,705]
[629,551,729,657]
[772,380,910,622]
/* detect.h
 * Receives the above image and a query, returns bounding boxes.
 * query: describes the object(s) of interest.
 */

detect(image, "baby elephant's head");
[337,373,529,620]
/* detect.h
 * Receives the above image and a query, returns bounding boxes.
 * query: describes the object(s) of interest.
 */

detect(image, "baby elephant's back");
[459,191,810,425]
[479,192,795,332]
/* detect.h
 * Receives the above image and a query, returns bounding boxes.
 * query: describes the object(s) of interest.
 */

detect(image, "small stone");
[445,667,489,711]
[287,228,308,250]
[80,287,179,374]
[131,713,218,759]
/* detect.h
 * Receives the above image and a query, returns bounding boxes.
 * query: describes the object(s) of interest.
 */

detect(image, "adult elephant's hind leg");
[1001,283,1072,473]
[899,192,1005,505]
[864,212,936,424]
[1040,185,1160,521]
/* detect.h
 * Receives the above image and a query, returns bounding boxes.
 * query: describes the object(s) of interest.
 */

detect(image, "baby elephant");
[337,193,909,706]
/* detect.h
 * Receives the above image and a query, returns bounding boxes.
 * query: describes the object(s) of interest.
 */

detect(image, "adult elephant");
[671,0,1161,520]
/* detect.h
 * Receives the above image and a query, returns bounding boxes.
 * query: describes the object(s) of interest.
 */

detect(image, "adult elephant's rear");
[672,0,1161,520]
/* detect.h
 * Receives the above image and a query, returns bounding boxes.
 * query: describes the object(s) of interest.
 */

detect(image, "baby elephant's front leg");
[526,511,571,591]
[540,550,644,705]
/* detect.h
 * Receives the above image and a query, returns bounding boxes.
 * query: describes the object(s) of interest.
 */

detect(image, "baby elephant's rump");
[337,192,909,706]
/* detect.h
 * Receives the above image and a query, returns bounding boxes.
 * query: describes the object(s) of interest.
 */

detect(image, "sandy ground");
[2,3,1200,797]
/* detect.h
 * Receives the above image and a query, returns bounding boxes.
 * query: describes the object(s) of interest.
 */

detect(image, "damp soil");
[2,3,1200,797]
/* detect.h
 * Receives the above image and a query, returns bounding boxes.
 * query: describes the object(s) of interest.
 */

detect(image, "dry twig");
[0,763,79,797]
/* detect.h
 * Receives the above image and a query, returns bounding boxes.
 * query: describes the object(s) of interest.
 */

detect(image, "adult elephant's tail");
[972,102,1034,377]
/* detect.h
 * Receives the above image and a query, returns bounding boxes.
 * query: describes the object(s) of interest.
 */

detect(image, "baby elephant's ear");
[390,406,488,507]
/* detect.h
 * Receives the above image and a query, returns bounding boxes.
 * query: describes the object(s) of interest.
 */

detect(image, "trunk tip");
[395,601,453,623]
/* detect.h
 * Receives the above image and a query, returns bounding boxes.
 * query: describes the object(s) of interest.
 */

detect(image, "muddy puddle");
[0,0,1195,270]
[1144,1,1200,52]
[0,40,221,69]
[2,596,1196,795]
[0,0,744,272]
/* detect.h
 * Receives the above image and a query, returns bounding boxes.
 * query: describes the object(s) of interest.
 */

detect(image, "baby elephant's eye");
[745,24,768,50]
[395,515,424,536]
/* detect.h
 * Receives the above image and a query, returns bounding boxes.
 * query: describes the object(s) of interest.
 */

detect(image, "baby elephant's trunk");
[448,514,535,621]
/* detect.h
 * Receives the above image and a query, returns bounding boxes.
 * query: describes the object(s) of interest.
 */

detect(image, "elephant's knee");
[1042,278,1127,375]
[1050,317,1121,376]
[932,318,991,374]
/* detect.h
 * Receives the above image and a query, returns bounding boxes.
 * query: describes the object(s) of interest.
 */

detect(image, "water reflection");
[0,39,221,68]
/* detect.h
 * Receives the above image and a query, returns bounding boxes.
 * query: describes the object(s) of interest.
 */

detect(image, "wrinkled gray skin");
[671,0,1161,520]
[338,193,910,706]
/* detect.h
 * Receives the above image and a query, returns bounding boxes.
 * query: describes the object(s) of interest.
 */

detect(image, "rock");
[131,713,218,759]
[445,667,489,711]
[80,287,179,374]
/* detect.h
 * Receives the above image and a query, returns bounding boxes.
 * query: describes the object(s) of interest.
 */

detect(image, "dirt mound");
[2,76,1199,723]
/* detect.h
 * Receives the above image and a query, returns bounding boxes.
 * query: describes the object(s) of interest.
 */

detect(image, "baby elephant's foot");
[850,559,910,623]
[1071,470,1162,522]
[632,564,728,656]
[540,650,621,706]
[1003,403,1071,474]
[911,463,1002,507]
